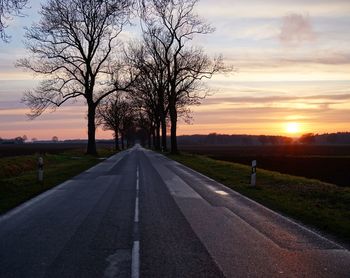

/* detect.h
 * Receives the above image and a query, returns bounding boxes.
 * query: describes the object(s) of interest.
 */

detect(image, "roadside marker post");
[38,157,44,182]
[251,160,257,186]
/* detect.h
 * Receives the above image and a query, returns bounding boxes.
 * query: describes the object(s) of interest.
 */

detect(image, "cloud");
[190,105,350,125]
[202,93,350,105]
[279,13,316,46]
[198,0,350,19]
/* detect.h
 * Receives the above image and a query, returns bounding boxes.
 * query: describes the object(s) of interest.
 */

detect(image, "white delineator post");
[251,160,257,186]
[38,157,44,182]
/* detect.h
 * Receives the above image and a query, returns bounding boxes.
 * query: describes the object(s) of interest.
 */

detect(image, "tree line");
[178,132,350,146]
[9,0,222,154]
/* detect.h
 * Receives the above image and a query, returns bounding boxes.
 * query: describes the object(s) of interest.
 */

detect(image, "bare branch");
[140,0,225,153]
[0,0,28,42]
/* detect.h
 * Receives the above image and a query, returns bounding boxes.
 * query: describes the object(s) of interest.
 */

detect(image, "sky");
[0,0,350,140]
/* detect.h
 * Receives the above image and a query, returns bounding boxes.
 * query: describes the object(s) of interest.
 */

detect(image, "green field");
[169,152,350,245]
[0,148,115,214]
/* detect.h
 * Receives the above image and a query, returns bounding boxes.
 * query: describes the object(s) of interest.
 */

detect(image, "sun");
[285,122,300,134]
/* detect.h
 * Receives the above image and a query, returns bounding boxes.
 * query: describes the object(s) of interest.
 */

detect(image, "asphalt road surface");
[0,145,349,277]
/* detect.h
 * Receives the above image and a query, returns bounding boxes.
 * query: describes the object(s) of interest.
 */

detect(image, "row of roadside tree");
[17,0,223,154]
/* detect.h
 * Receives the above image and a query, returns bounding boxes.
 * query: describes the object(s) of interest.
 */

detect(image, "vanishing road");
[0,145,349,277]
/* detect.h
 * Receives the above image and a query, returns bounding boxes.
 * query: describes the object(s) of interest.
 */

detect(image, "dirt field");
[179,145,350,187]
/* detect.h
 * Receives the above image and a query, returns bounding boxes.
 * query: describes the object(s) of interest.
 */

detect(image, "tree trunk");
[155,122,161,150]
[148,131,152,149]
[114,129,120,151]
[161,112,167,151]
[169,104,178,154]
[151,127,156,149]
[87,104,97,155]
[159,90,167,151]
[121,132,125,149]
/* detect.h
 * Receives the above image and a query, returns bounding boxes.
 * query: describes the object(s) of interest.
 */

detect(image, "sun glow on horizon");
[285,122,301,134]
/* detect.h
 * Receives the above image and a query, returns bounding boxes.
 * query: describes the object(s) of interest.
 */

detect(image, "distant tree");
[22,134,27,142]
[258,135,269,145]
[207,133,218,144]
[326,133,337,144]
[299,133,315,144]
[52,136,58,142]
[126,41,168,150]
[31,137,37,143]
[14,136,24,144]
[18,0,135,155]
[119,107,136,149]
[135,110,153,148]
[97,95,133,150]
[0,0,28,42]
[280,136,293,144]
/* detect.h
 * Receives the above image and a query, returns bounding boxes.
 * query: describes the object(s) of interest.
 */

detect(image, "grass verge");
[168,152,350,244]
[0,148,116,214]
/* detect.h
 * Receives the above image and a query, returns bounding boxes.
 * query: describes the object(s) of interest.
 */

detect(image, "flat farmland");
[0,142,114,157]
[179,145,350,187]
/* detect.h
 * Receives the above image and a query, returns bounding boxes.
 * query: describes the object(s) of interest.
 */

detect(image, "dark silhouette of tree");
[126,41,168,150]
[139,34,169,151]
[0,0,28,42]
[140,0,223,153]
[258,135,270,145]
[135,110,154,148]
[18,0,134,155]
[281,137,293,144]
[299,133,316,144]
[96,94,132,151]
[120,106,136,148]
[14,136,24,144]
[52,136,58,142]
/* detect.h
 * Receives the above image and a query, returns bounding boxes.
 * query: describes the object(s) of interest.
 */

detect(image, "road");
[0,145,349,277]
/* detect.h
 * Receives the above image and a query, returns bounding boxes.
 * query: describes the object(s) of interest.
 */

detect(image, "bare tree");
[14,136,24,143]
[18,0,134,155]
[139,33,169,151]
[0,0,28,42]
[96,94,132,151]
[121,112,136,148]
[140,0,223,153]
[126,41,168,150]
[135,109,153,148]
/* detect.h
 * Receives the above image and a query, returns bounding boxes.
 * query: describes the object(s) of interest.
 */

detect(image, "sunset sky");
[1,0,349,140]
